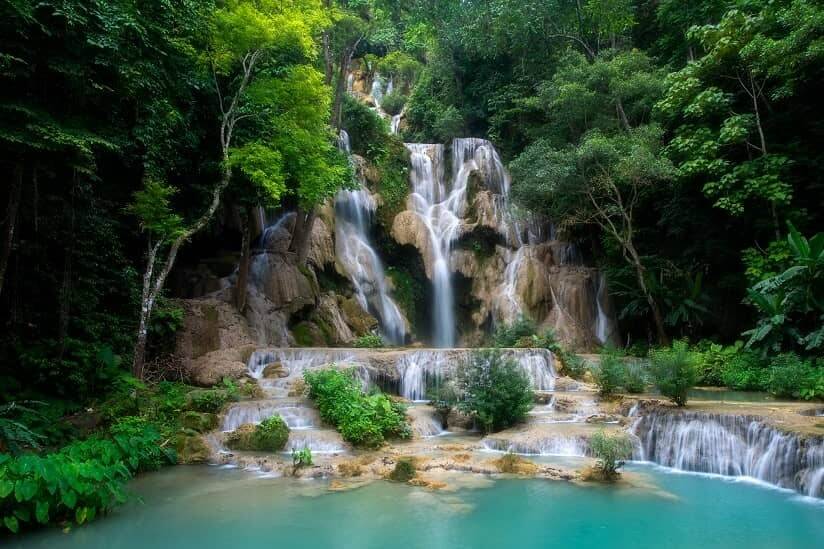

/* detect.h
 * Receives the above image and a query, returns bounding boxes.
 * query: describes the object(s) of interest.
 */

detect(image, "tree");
[130,0,329,377]
[656,3,824,239]
[589,430,633,480]
[512,127,674,343]
[454,350,533,433]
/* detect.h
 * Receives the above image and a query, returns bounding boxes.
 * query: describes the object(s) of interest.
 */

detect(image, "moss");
[386,266,421,323]
[494,453,538,475]
[226,416,290,452]
[389,457,416,482]
[180,411,217,433]
[375,139,411,230]
[291,321,326,347]
[175,432,211,464]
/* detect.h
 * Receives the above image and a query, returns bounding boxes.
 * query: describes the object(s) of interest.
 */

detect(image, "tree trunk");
[289,207,317,266]
[627,242,669,345]
[0,164,23,298]
[235,206,252,313]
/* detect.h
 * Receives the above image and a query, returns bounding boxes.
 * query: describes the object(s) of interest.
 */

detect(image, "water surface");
[10,464,824,549]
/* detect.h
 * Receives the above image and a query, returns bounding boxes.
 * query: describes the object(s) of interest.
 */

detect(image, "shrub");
[493,317,537,348]
[559,351,588,379]
[589,430,633,480]
[427,383,458,429]
[649,341,699,406]
[187,389,233,414]
[720,349,769,391]
[389,458,416,482]
[380,92,406,116]
[0,402,45,455]
[291,447,313,474]
[767,353,824,400]
[354,332,385,349]
[593,350,624,397]
[454,350,533,433]
[226,416,290,452]
[622,361,647,394]
[304,368,410,448]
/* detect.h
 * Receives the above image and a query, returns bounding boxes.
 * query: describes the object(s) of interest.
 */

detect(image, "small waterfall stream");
[335,130,407,344]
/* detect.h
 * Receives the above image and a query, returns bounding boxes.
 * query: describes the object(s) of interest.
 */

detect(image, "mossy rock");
[175,433,211,464]
[340,298,379,335]
[180,411,218,433]
[187,388,233,413]
[389,457,416,482]
[291,321,327,347]
[226,416,290,452]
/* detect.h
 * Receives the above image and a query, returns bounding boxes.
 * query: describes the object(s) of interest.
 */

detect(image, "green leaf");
[75,506,88,525]
[35,501,49,524]
[0,479,13,498]
[3,515,19,533]
[61,489,77,509]
[14,479,37,502]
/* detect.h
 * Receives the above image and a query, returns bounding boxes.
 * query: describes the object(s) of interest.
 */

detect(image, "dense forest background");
[0,0,822,532]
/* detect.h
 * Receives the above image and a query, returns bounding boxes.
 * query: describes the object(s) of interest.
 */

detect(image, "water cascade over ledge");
[632,409,824,498]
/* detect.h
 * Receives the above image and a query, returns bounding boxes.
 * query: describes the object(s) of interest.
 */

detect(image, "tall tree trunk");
[626,241,669,345]
[289,207,317,266]
[0,164,23,299]
[235,206,252,313]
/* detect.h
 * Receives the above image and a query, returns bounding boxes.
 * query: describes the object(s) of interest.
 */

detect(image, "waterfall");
[633,410,824,498]
[370,74,384,107]
[335,131,407,344]
[405,143,458,347]
[594,273,609,344]
[482,434,590,457]
[390,114,401,135]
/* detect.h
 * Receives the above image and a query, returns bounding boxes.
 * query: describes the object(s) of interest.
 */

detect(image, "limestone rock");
[308,216,336,269]
[175,298,256,361]
[262,362,290,379]
[180,411,218,433]
[185,346,252,387]
[340,297,378,335]
[316,293,355,345]
[391,210,435,277]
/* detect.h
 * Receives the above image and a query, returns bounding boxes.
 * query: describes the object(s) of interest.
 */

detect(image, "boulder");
[185,347,252,387]
[308,216,336,269]
[175,432,211,464]
[340,297,378,335]
[180,411,218,433]
[315,293,355,345]
[262,362,290,379]
[291,321,328,347]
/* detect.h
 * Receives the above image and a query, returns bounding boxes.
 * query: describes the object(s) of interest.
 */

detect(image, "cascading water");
[390,114,401,135]
[370,74,385,107]
[633,410,824,498]
[335,131,407,344]
[594,273,610,344]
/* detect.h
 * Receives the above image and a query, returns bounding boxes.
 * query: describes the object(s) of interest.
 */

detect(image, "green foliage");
[0,402,45,455]
[255,416,290,452]
[744,223,824,354]
[388,458,416,482]
[427,382,458,429]
[380,92,407,116]
[649,341,700,406]
[593,350,625,397]
[0,415,172,534]
[342,95,391,161]
[187,389,234,414]
[374,139,411,229]
[493,317,537,348]
[589,430,633,479]
[304,368,410,448]
[353,332,385,349]
[622,361,647,394]
[767,354,824,401]
[454,350,533,434]
[386,266,422,324]
[291,447,313,472]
